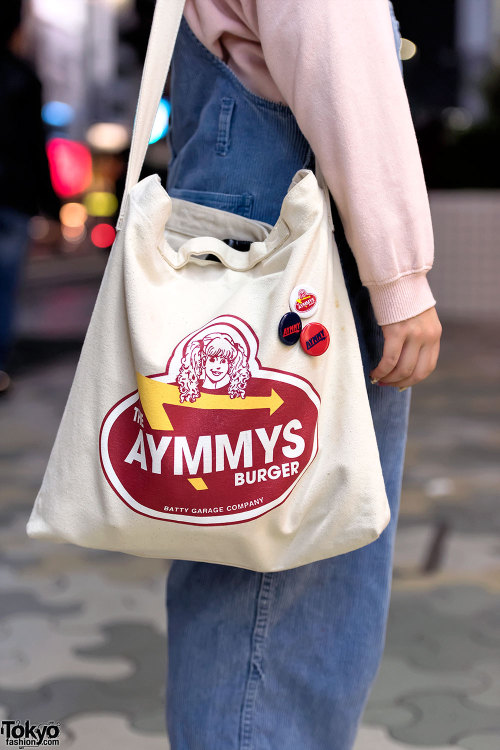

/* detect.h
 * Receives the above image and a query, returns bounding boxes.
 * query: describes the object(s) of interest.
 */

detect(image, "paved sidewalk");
[0,256,499,749]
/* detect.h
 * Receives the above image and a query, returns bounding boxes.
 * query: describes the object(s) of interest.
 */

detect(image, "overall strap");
[116,0,186,230]
[116,0,334,235]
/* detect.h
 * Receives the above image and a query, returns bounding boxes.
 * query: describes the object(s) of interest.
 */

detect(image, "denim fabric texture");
[388,0,404,75]
[0,206,30,369]
[165,5,412,749]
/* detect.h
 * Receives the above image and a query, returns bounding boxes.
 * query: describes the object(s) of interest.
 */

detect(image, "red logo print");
[100,316,320,525]
[283,323,301,337]
[295,289,317,313]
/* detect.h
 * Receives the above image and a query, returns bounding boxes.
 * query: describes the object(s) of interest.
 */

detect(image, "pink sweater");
[183,0,436,325]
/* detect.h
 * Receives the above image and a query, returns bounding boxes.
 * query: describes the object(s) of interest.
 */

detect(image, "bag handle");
[116,0,186,230]
[162,219,290,270]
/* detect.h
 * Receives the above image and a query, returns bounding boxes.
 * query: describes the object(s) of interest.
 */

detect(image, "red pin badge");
[300,322,330,356]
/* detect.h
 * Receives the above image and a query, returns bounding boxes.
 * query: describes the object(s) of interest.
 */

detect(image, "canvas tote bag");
[26,0,390,572]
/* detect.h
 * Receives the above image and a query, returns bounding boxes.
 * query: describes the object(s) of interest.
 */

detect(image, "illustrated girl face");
[205,354,229,382]
[203,339,233,383]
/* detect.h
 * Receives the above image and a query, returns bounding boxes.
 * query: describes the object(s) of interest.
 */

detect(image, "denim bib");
[167,16,314,226]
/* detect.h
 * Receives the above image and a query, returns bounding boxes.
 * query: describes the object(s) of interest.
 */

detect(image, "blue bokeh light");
[42,101,74,128]
[149,98,171,144]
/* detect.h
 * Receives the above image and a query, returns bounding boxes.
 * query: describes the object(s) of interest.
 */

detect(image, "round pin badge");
[289,284,319,319]
[300,322,330,356]
[278,312,302,345]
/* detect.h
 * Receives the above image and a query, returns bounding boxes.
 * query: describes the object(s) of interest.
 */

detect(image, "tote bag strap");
[116,0,186,230]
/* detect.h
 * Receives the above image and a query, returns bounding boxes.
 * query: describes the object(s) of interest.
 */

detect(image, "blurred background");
[0,1,499,749]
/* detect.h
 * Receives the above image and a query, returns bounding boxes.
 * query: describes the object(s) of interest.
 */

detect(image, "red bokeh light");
[91,223,116,248]
[46,138,93,198]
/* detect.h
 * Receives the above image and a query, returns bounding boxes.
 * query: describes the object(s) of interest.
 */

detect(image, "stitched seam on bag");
[215,97,235,156]
[131,194,156,231]
[239,573,274,750]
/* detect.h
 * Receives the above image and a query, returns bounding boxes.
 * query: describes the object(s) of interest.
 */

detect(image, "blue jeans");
[165,6,410,749]
[0,206,30,370]
[389,0,404,76]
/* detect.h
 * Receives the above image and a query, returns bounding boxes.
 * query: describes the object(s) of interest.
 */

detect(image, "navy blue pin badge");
[278,312,302,345]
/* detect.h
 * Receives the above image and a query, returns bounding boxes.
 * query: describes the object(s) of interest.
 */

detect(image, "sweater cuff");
[366,272,437,326]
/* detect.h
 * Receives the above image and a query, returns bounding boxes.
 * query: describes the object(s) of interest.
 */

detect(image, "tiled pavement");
[0,253,499,749]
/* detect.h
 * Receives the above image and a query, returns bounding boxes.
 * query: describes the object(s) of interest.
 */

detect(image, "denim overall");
[165,5,410,749]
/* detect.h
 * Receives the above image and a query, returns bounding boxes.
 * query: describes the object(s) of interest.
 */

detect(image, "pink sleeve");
[247,0,436,325]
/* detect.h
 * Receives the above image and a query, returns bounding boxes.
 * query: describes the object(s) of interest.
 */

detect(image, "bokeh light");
[442,106,473,131]
[91,223,116,248]
[28,216,51,242]
[107,0,133,8]
[84,191,119,217]
[62,225,87,244]
[46,138,93,198]
[400,38,417,61]
[60,202,88,228]
[86,122,129,153]
[42,101,74,128]
[149,98,171,144]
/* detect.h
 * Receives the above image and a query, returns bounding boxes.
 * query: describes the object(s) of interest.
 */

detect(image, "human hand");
[369,307,442,391]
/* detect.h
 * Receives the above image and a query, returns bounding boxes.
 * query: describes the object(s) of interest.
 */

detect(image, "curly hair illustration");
[177,332,250,403]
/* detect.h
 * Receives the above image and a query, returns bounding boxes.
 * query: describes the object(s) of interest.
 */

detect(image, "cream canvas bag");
[26,0,390,572]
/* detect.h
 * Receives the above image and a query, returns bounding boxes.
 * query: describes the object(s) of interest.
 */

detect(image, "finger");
[369,334,405,383]
[377,338,422,386]
[424,338,441,380]
[392,342,440,389]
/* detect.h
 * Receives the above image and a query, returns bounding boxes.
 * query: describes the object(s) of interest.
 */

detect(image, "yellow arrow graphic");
[136,372,284,431]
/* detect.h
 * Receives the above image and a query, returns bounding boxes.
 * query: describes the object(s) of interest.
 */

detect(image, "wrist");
[366,272,436,326]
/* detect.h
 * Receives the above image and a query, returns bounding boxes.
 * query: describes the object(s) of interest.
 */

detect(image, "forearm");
[253,0,436,324]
